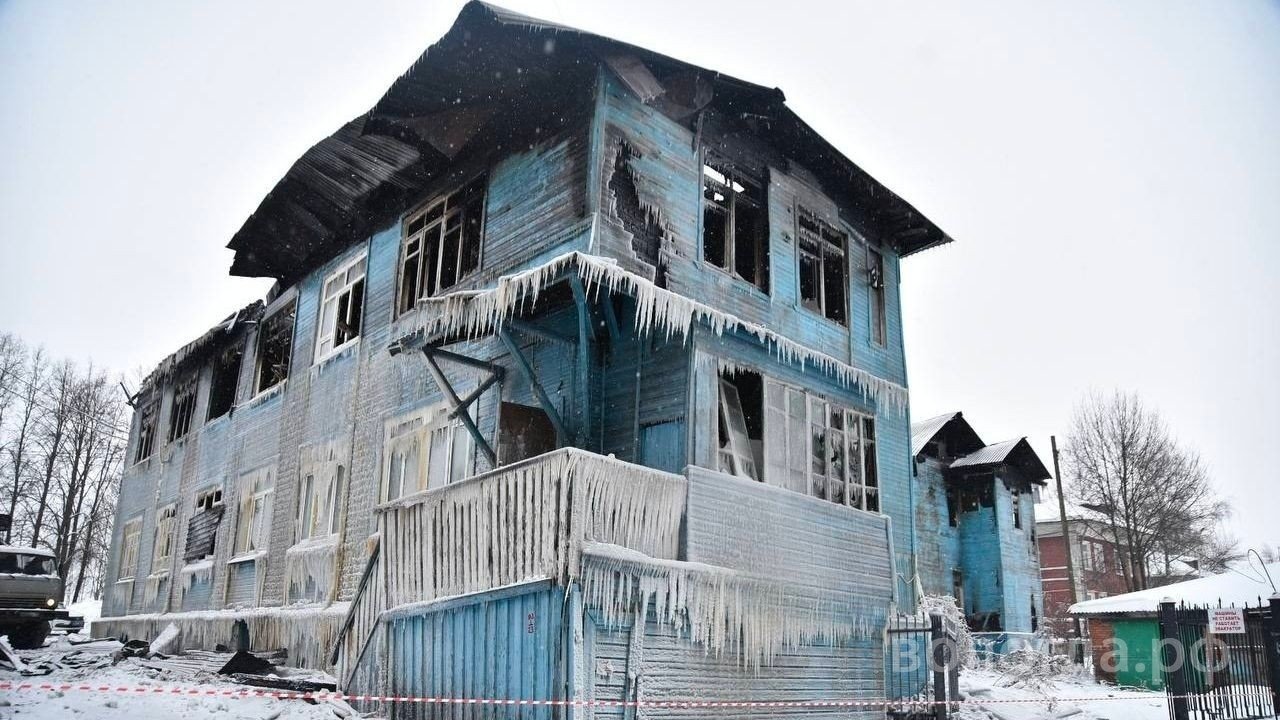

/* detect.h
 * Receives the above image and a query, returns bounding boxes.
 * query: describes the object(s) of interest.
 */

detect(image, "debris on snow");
[148,622,181,657]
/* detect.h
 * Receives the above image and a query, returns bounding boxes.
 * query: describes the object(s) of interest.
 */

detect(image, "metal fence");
[886,612,961,719]
[1160,597,1280,720]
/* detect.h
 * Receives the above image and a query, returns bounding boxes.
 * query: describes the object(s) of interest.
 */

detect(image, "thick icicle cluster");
[284,535,339,603]
[378,448,686,608]
[142,572,169,609]
[580,542,889,671]
[409,252,908,414]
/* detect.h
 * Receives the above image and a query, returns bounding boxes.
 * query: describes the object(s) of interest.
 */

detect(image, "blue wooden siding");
[588,612,884,720]
[386,582,565,720]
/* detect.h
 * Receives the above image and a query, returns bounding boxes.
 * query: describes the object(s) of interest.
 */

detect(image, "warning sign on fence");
[1207,607,1245,634]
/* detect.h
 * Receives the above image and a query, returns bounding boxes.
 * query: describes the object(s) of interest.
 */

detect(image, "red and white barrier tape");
[0,681,1275,708]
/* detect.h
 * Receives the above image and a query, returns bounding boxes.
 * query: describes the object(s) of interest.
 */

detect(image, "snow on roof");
[0,545,54,557]
[1070,562,1280,615]
[1033,497,1105,525]
[911,412,961,456]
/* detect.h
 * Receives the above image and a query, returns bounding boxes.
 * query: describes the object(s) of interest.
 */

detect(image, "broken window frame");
[117,517,142,581]
[233,468,274,557]
[184,486,225,564]
[314,253,367,363]
[166,378,197,443]
[796,207,849,326]
[206,345,243,422]
[701,157,770,293]
[396,175,487,316]
[868,247,887,346]
[381,403,475,503]
[133,402,157,465]
[253,299,296,397]
[759,376,879,512]
[152,503,178,569]
[716,377,759,481]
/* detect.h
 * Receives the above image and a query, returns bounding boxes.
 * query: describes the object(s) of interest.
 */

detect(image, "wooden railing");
[377,447,687,609]
[331,537,383,686]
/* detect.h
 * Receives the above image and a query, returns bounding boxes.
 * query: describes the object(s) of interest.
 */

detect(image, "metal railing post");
[930,612,948,720]
[1160,599,1190,720]
[1266,594,1280,718]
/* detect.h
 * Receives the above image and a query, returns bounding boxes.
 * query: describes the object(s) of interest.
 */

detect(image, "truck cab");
[0,545,71,648]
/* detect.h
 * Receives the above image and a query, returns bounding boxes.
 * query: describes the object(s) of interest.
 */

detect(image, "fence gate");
[886,612,961,720]
[1159,597,1280,720]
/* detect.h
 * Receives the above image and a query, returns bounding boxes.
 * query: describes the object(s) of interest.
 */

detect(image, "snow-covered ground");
[958,667,1171,720]
[0,635,359,720]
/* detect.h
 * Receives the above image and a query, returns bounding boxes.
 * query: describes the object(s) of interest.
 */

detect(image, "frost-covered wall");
[101,123,595,624]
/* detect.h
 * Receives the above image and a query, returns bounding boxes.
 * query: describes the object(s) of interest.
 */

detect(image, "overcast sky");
[1,1,1276,549]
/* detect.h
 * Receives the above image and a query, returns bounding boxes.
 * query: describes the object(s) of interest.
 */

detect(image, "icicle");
[283,536,339,604]
[579,542,890,671]
[406,252,909,414]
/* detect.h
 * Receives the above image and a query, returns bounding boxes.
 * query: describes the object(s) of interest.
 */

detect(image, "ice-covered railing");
[581,542,890,670]
[405,251,908,414]
[377,447,686,608]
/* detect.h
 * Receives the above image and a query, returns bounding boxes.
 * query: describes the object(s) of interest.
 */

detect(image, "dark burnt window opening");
[1012,488,1022,529]
[868,247,887,345]
[206,346,242,422]
[134,403,157,464]
[610,141,668,286]
[254,300,296,395]
[167,379,197,442]
[702,159,769,293]
[797,208,848,325]
[398,175,487,315]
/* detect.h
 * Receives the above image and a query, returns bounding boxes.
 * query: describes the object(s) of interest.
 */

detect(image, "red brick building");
[1035,498,1131,638]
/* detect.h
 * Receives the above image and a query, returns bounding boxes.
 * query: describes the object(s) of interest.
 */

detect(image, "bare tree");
[3,347,45,543]
[1065,390,1230,591]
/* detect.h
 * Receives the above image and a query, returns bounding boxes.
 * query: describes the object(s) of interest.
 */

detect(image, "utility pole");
[1051,435,1085,662]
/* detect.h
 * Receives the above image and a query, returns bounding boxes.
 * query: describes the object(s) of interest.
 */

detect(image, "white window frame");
[152,503,178,569]
[396,176,487,315]
[118,517,142,581]
[295,458,346,543]
[381,403,476,502]
[314,253,367,363]
[233,468,274,557]
[755,375,879,512]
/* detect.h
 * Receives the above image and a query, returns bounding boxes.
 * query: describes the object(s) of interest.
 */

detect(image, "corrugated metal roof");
[1070,562,1280,615]
[911,412,961,456]
[950,438,1024,468]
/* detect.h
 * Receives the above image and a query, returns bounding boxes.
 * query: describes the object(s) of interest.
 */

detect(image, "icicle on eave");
[408,252,908,415]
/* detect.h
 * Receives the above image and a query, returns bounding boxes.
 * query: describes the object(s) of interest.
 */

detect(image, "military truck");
[0,545,75,649]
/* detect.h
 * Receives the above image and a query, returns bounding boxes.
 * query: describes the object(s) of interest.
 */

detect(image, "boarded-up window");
[498,403,557,465]
[183,487,224,563]
[398,176,487,314]
[254,300,295,395]
[702,159,769,292]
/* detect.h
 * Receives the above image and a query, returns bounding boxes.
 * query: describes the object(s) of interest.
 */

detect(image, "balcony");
[375,447,687,608]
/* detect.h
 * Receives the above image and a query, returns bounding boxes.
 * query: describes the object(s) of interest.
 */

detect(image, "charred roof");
[228,1,953,282]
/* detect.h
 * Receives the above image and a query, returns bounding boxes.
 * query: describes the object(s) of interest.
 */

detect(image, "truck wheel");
[9,621,50,650]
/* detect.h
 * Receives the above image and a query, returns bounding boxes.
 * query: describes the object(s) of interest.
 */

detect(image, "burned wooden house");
[99,3,958,715]
[910,412,1050,643]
